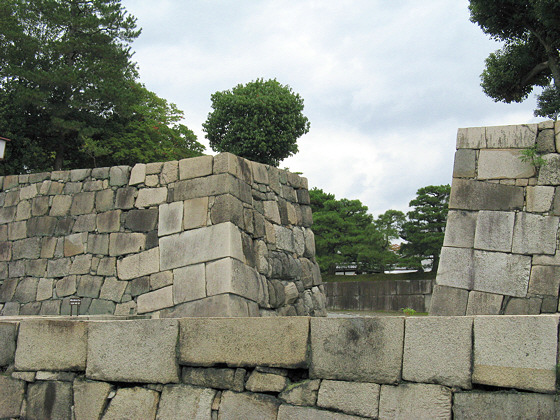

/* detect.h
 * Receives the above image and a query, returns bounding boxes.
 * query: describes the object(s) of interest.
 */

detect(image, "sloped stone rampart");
[0,315,557,418]
[432,121,560,315]
[0,153,325,317]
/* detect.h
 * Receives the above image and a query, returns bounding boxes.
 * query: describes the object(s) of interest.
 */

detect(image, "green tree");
[469,0,560,118]
[373,209,406,273]
[203,78,310,166]
[309,188,383,274]
[399,185,450,272]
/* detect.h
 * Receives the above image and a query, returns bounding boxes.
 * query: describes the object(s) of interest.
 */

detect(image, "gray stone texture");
[137,285,173,313]
[87,319,180,383]
[0,322,17,366]
[443,210,477,248]
[125,208,158,232]
[183,196,208,230]
[179,155,213,180]
[206,257,259,302]
[473,250,531,297]
[436,247,474,289]
[529,265,560,296]
[104,387,159,420]
[453,149,477,178]
[503,296,542,315]
[159,201,183,236]
[163,293,258,317]
[135,187,167,208]
[378,383,452,420]
[219,391,279,420]
[478,149,535,179]
[526,185,555,212]
[157,384,216,420]
[26,381,73,420]
[473,315,558,392]
[512,212,558,255]
[310,317,404,384]
[453,391,555,420]
[456,127,486,149]
[0,375,25,418]
[403,316,473,389]
[473,210,514,252]
[317,380,380,418]
[73,379,112,420]
[449,179,524,211]
[182,367,246,391]
[466,291,503,315]
[538,153,560,185]
[485,124,537,148]
[277,405,365,420]
[429,285,468,316]
[179,317,309,368]
[278,379,320,406]
[173,263,206,304]
[116,247,159,280]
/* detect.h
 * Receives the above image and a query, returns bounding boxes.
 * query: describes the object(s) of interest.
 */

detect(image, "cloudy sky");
[121,0,544,217]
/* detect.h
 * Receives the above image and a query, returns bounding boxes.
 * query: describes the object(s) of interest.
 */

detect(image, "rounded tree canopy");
[202,78,310,167]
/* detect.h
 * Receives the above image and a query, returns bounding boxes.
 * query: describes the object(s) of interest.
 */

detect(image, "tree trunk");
[54,141,65,171]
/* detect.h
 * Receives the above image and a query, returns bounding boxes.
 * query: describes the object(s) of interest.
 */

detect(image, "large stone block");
[135,186,168,208]
[246,371,289,393]
[87,319,180,383]
[182,367,245,391]
[466,291,503,315]
[429,285,468,316]
[109,232,146,256]
[456,126,486,149]
[129,163,146,185]
[70,192,95,215]
[96,210,121,233]
[137,285,173,314]
[453,391,555,420]
[206,257,259,302]
[526,185,555,212]
[73,379,112,420]
[378,383,452,420]
[116,247,159,280]
[473,250,531,297]
[210,193,244,227]
[157,384,216,420]
[449,179,524,211]
[529,265,560,296]
[183,196,208,230]
[453,149,477,178]
[159,201,183,236]
[436,247,474,289]
[443,210,477,248]
[172,263,206,304]
[12,237,41,260]
[473,210,514,252]
[214,152,253,182]
[538,154,560,185]
[178,155,213,180]
[403,316,472,388]
[310,317,404,384]
[485,123,537,148]
[15,320,87,371]
[473,315,558,392]
[159,222,245,270]
[512,212,558,255]
[218,391,279,420]
[0,322,17,366]
[104,387,159,420]
[478,149,535,179]
[317,380,380,418]
[278,379,320,407]
[179,317,309,368]
[163,293,258,318]
[26,381,73,420]
[0,376,25,418]
[175,173,251,204]
[277,405,365,420]
[124,208,158,232]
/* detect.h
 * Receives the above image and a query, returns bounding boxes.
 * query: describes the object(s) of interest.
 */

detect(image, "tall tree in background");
[400,185,450,272]
[203,78,310,166]
[0,0,203,174]
[469,0,560,119]
[374,209,406,273]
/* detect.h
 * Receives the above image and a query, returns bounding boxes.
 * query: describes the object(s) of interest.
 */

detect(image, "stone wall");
[0,315,558,419]
[0,153,326,317]
[324,279,433,312]
[431,121,560,315]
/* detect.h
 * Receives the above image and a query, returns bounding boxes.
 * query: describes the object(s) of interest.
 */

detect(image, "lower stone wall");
[1,315,558,419]
[324,279,433,312]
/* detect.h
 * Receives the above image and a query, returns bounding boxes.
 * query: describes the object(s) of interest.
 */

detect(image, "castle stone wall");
[0,153,326,317]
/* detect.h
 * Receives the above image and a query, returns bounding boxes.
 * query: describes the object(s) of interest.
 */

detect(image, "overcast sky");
[121,0,544,217]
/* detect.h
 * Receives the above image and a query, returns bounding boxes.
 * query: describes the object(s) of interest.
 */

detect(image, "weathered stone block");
[19,183,38,200]
[109,232,146,256]
[538,154,560,185]
[72,214,97,232]
[504,296,542,314]
[246,371,289,393]
[73,379,112,420]
[26,381,73,420]
[0,376,25,418]
[137,285,173,313]
[219,391,279,420]
[13,277,39,303]
[478,149,535,179]
[210,193,244,227]
[56,275,77,297]
[443,210,477,248]
[310,317,403,383]
[129,163,146,186]
[99,277,127,302]
[116,247,159,280]
[456,126,486,149]
[473,315,558,392]
[50,195,72,216]
[157,384,215,420]
[527,185,555,212]
[12,237,41,260]
[179,155,213,179]
[77,275,103,298]
[183,196,208,230]
[87,319,180,383]
[0,241,12,261]
[512,212,558,255]
[135,187,168,208]
[27,215,57,237]
[179,317,309,368]
[115,186,136,209]
[160,222,244,270]
[436,247,474,289]
[466,291,503,315]
[473,250,531,297]
[206,257,259,302]
[429,285,469,316]
[529,265,560,296]
[159,201,183,236]
[449,179,524,211]
[277,405,364,420]
[31,195,49,216]
[88,299,116,315]
[103,387,159,420]
[96,210,121,233]
[317,380,380,418]
[0,322,17,366]
[109,165,130,186]
[36,277,53,301]
[163,293,257,318]
[453,391,555,420]
[64,232,85,256]
[15,320,87,371]
[182,367,246,391]
[403,317,472,388]
[125,208,158,232]
[473,210,514,252]
[378,383,452,419]
[485,123,537,148]
[214,152,252,182]
[0,206,16,223]
[173,263,206,304]
[70,192,95,215]
[278,379,320,407]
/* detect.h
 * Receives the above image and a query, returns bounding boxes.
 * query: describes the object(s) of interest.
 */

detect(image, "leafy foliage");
[399,185,450,272]
[203,78,310,166]
[469,0,560,118]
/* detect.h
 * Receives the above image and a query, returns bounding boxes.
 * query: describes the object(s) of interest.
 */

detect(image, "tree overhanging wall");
[0,153,326,317]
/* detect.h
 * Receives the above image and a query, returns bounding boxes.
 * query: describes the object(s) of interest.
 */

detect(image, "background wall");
[431,121,560,315]
[0,153,326,317]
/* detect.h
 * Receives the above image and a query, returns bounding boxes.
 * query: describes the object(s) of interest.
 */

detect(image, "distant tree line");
[310,185,450,275]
